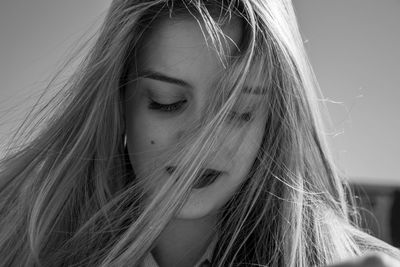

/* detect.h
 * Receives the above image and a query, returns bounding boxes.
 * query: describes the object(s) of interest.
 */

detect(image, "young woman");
[0,0,399,266]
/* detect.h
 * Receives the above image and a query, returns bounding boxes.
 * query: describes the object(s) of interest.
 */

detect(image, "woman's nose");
[174,121,238,160]
[174,105,204,143]
[176,129,185,142]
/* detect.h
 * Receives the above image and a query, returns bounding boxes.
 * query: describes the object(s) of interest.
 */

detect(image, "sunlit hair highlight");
[0,0,399,266]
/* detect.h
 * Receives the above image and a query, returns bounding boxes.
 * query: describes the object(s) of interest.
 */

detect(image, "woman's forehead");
[131,14,267,97]
[141,13,244,53]
[134,15,243,86]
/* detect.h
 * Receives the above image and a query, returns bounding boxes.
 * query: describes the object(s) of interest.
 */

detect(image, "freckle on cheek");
[150,140,155,145]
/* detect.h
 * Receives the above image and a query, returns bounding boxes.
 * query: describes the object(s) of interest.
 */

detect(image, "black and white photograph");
[0,1,399,266]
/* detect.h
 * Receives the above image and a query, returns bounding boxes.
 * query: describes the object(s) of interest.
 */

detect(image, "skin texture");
[124,15,266,220]
[124,14,266,267]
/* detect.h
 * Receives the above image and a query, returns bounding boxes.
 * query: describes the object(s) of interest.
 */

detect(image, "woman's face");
[125,15,267,219]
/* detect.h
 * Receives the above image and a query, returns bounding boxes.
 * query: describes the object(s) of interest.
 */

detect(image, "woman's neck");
[151,214,218,267]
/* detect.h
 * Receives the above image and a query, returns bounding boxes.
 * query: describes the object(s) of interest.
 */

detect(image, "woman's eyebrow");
[138,69,193,88]
[138,69,265,95]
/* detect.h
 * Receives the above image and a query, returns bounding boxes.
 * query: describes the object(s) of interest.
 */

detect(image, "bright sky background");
[0,0,399,186]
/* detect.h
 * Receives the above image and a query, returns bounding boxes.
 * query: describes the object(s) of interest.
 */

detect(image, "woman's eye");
[227,111,253,123]
[148,99,187,112]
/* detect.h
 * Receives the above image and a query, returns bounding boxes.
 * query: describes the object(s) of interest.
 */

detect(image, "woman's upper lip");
[201,168,223,176]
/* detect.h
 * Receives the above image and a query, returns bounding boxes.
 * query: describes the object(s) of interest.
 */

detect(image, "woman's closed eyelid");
[147,98,187,112]
[146,87,185,101]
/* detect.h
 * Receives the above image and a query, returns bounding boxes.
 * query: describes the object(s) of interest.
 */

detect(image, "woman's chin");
[175,177,226,219]
[176,198,213,219]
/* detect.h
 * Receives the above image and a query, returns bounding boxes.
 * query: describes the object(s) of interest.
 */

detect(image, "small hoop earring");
[123,134,127,148]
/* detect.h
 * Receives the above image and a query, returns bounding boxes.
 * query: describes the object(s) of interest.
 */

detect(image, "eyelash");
[148,99,187,112]
[148,99,253,122]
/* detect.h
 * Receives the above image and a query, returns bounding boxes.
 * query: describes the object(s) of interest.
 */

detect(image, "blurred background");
[0,0,399,246]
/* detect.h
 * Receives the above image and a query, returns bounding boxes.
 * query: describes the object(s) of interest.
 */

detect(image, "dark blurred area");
[350,183,400,248]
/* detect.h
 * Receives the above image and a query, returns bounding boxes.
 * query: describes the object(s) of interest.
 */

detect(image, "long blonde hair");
[1,0,399,266]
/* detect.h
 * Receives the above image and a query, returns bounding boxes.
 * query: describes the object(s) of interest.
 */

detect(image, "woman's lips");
[165,166,223,188]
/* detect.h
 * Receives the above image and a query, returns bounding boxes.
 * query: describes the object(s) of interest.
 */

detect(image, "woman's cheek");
[129,115,177,166]
[236,120,265,175]
[130,110,170,149]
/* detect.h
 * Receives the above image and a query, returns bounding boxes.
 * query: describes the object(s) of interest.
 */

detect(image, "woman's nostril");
[176,130,185,141]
